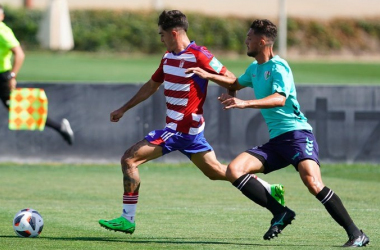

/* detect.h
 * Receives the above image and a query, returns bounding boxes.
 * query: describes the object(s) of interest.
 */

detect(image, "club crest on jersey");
[179,59,185,68]
[209,57,223,73]
[264,71,271,80]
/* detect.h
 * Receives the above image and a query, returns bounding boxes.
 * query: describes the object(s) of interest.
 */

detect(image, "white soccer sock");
[122,192,139,223]
[122,204,137,223]
[251,174,271,194]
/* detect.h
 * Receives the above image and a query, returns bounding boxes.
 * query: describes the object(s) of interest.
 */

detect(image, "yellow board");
[8,88,48,131]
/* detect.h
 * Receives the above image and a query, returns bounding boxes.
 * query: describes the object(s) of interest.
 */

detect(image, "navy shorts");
[144,127,213,159]
[246,130,320,174]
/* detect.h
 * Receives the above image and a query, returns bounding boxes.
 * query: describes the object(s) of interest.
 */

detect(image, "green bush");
[2,6,41,49]
[357,19,380,38]
[2,6,380,54]
[70,10,160,53]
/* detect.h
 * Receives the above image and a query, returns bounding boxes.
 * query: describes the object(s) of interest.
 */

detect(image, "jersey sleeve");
[237,64,253,87]
[272,64,292,98]
[151,55,165,83]
[195,46,227,76]
[0,26,20,49]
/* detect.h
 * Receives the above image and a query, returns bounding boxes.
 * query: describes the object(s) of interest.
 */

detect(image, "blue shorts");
[144,128,213,159]
[246,130,320,174]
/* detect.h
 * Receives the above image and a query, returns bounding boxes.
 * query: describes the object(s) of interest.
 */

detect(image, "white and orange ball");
[13,208,44,237]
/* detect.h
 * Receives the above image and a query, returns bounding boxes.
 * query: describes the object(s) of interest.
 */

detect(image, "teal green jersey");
[237,55,312,139]
[0,22,20,72]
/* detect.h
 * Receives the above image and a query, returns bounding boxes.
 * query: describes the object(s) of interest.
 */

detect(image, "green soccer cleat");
[270,184,285,206]
[99,216,135,234]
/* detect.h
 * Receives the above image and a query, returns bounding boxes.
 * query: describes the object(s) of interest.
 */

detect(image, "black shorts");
[0,71,12,107]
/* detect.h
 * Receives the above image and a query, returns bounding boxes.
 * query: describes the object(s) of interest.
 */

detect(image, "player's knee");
[304,178,324,196]
[226,163,240,182]
[120,155,137,173]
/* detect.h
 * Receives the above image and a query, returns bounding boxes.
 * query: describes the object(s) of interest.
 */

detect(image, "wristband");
[10,72,16,78]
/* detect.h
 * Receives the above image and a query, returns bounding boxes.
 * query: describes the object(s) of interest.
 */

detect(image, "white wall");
[2,0,380,19]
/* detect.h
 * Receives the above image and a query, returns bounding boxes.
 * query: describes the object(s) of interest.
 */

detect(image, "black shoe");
[343,230,369,247]
[60,118,74,145]
[263,207,296,240]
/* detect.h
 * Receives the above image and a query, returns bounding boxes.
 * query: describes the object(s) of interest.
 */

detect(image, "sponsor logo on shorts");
[148,131,156,137]
[292,152,300,160]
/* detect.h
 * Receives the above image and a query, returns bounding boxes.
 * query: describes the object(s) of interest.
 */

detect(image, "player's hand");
[218,93,246,109]
[185,67,210,79]
[9,78,17,90]
[110,109,124,122]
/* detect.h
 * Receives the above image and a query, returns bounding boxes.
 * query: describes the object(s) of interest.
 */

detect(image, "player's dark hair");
[250,19,277,42]
[158,10,188,32]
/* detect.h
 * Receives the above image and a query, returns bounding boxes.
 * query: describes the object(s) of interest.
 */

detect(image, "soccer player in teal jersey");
[0,5,74,145]
[237,56,312,139]
[187,19,369,247]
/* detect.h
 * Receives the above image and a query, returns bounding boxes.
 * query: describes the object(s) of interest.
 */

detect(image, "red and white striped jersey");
[151,42,227,135]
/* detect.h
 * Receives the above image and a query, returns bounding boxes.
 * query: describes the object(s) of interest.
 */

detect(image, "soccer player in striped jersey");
[98,10,284,234]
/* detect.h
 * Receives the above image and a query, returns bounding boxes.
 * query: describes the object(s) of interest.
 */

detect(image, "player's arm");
[223,70,240,97]
[9,45,25,89]
[110,79,161,122]
[186,67,244,92]
[11,45,25,76]
[219,92,286,110]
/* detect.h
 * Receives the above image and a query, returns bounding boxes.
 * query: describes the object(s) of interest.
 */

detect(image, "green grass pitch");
[18,51,380,85]
[0,162,378,249]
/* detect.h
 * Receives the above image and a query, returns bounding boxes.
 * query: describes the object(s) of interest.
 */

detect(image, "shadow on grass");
[0,235,321,247]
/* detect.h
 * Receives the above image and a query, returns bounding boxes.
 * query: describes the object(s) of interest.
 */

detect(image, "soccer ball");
[13,208,44,237]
